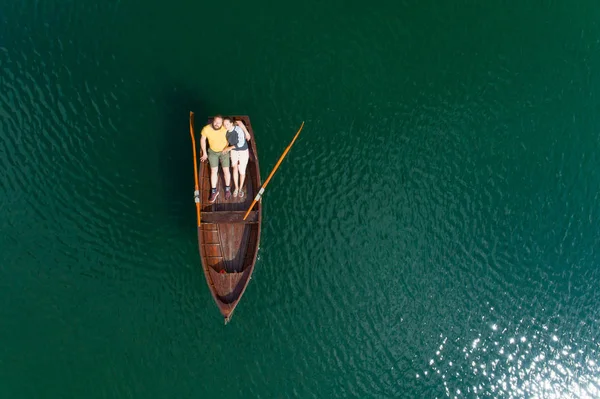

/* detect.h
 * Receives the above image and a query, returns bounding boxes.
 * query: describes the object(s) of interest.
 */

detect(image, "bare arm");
[222,130,235,153]
[236,121,251,141]
[200,135,208,161]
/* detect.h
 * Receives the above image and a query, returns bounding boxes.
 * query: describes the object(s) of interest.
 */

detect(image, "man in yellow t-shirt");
[200,115,232,203]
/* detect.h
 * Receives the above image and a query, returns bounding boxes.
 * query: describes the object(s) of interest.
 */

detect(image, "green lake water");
[1,1,600,397]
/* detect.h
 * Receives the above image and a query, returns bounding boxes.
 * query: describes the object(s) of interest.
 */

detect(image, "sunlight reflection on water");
[417,319,600,398]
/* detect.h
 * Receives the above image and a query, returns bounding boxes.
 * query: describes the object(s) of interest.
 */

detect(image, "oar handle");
[190,112,201,227]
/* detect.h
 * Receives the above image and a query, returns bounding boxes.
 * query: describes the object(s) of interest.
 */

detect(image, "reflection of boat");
[189,113,261,324]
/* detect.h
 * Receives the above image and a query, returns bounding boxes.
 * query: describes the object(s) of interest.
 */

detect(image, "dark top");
[226,126,248,151]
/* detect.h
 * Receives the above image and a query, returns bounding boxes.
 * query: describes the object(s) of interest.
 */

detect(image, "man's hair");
[213,114,223,120]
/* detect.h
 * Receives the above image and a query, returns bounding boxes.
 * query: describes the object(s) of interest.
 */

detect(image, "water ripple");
[420,319,600,398]
[2,1,600,398]
[0,17,178,299]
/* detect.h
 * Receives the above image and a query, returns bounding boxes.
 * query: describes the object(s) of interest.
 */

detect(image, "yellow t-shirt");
[201,124,228,152]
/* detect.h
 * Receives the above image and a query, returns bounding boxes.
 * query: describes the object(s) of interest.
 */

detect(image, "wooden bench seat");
[201,211,259,224]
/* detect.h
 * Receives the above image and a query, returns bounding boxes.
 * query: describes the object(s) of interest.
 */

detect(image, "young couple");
[199,115,251,203]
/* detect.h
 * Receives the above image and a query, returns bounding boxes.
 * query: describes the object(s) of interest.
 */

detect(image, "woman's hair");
[223,116,233,123]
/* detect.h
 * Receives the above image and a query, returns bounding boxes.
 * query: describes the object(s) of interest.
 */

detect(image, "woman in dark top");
[222,117,251,198]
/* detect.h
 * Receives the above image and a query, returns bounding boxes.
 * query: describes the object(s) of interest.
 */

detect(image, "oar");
[189,111,201,227]
[243,121,305,220]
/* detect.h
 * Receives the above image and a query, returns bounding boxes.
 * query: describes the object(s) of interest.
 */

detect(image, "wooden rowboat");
[190,112,303,324]
[189,114,262,323]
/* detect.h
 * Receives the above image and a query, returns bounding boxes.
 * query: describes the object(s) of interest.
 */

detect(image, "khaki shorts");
[208,148,230,168]
[230,149,249,174]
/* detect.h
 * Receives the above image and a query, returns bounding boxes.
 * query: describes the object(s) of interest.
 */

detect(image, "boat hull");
[197,115,261,323]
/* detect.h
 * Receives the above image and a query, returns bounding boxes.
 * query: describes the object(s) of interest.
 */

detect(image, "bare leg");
[239,172,246,192]
[232,164,239,191]
[223,166,231,187]
[210,167,218,188]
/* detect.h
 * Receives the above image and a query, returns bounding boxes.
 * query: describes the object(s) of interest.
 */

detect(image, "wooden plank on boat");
[201,211,259,224]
